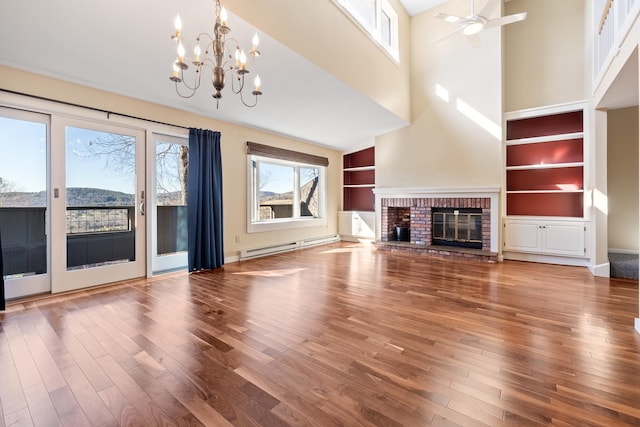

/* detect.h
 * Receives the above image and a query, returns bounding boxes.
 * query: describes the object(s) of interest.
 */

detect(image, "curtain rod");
[0,88,190,130]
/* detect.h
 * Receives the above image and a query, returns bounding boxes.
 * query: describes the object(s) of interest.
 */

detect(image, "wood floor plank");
[2,242,640,426]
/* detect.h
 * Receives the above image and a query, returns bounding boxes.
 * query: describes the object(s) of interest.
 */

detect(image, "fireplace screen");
[432,208,482,249]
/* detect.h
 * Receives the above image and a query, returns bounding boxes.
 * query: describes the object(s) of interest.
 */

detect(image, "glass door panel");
[52,119,145,293]
[65,127,137,270]
[0,108,50,299]
[150,133,188,273]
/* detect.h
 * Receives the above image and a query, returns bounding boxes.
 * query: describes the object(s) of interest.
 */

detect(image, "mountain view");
[0,188,184,207]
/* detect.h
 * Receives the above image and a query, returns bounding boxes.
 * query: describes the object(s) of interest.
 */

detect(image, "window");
[247,142,327,233]
[336,0,399,61]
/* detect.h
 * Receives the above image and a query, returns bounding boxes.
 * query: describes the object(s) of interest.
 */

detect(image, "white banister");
[593,0,639,85]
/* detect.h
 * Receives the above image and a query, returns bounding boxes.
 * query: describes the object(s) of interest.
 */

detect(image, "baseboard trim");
[608,248,639,255]
[590,262,610,278]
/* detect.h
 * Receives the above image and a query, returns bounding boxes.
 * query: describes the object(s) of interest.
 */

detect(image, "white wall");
[504,0,588,112]
[376,0,503,189]
[228,0,412,124]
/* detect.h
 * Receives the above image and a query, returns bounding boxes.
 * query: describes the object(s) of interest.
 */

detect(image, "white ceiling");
[400,0,448,16]
[0,0,410,152]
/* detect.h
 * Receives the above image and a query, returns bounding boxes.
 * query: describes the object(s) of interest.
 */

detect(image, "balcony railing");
[594,0,639,84]
[0,205,187,277]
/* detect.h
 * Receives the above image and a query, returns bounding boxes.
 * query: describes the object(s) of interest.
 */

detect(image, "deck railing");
[0,205,186,276]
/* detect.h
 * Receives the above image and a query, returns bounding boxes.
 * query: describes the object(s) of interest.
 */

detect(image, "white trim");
[374,186,500,196]
[590,261,611,277]
[504,101,588,120]
[635,318,640,335]
[504,251,592,268]
[608,248,639,254]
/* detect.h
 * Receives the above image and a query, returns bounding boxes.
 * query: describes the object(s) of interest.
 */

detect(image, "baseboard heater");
[300,234,339,248]
[239,235,339,260]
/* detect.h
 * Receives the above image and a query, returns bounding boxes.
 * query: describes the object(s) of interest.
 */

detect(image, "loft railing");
[594,0,639,84]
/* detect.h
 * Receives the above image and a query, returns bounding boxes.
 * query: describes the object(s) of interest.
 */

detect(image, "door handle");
[140,190,145,216]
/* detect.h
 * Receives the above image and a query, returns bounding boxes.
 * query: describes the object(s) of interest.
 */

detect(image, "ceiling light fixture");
[169,0,263,108]
[461,18,485,35]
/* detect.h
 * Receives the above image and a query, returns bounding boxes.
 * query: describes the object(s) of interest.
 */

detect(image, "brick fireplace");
[374,187,500,261]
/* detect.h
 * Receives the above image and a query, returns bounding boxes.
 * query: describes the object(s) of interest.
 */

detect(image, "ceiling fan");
[434,0,527,47]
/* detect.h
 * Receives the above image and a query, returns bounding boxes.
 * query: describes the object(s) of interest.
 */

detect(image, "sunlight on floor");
[319,243,371,254]
[233,268,306,277]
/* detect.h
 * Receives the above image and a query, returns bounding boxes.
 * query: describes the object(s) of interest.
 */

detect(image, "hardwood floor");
[1,242,640,426]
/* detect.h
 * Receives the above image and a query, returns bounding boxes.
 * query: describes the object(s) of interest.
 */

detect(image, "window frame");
[335,0,400,62]
[247,155,327,233]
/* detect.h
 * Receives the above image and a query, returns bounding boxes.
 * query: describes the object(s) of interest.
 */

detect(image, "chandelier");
[169,0,263,108]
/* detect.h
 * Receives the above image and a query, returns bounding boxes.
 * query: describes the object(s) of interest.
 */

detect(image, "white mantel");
[374,186,500,253]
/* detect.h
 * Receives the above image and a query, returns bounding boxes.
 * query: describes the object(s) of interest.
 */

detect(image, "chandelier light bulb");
[193,45,201,63]
[254,75,261,91]
[252,33,260,48]
[175,15,182,31]
[239,50,247,70]
[177,42,186,62]
[220,7,228,27]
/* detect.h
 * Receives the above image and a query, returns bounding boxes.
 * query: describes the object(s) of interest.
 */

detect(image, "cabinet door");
[504,221,541,252]
[338,212,356,237]
[543,222,585,256]
[356,212,375,239]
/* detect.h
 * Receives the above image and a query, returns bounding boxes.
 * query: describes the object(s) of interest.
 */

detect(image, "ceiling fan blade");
[432,27,464,44]
[466,33,481,48]
[479,0,501,18]
[484,12,527,29]
[435,12,465,23]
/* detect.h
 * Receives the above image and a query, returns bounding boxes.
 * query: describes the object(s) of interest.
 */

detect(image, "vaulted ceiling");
[0,0,419,152]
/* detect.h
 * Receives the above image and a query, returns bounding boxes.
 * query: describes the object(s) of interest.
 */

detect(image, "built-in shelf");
[343,166,375,172]
[506,132,584,146]
[505,107,585,218]
[506,162,583,170]
[343,147,375,212]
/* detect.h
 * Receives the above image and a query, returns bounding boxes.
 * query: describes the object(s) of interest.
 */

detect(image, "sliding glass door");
[149,133,188,273]
[0,107,51,299]
[1,102,187,300]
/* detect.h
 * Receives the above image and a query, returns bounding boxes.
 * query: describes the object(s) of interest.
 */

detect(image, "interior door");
[0,107,51,299]
[51,118,146,293]
[149,132,188,274]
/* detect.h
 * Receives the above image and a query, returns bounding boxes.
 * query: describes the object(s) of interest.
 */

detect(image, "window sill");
[248,217,327,233]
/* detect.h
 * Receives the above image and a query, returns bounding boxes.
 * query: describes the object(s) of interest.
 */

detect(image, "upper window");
[336,0,399,61]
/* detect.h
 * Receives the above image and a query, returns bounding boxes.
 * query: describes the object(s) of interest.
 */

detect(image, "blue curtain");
[187,128,224,271]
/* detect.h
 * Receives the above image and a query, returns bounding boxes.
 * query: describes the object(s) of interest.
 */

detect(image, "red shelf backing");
[344,187,374,211]
[506,193,584,217]
[506,139,583,167]
[507,111,583,140]
[507,167,583,191]
[343,169,375,185]
[343,146,375,169]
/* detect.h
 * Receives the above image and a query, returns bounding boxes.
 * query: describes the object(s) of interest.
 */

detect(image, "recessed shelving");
[343,147,375,212]
[505,109,584,218]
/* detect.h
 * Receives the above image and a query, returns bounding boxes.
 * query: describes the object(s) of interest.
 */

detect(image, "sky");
[0,116,136,195]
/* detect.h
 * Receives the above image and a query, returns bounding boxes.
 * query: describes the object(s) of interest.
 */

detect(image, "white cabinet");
[339,211,375,241]
[504,219,586,257]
